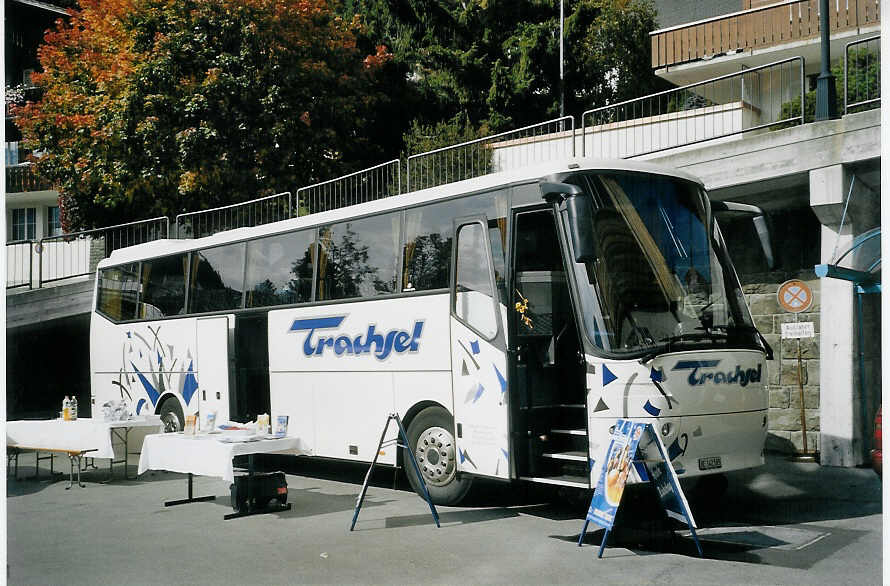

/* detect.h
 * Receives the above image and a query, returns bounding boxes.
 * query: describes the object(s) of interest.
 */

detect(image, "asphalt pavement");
[5,451,883,585]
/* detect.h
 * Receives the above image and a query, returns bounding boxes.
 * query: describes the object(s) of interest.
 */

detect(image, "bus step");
[520,475,589,489]
[541,450,586,462]
[551,428,586,436]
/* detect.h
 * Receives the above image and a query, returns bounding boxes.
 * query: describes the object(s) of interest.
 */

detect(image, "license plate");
[698,456,722,471]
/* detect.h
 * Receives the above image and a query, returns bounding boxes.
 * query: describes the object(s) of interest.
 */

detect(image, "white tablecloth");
[137,434,305,484]
[6,417,163,459]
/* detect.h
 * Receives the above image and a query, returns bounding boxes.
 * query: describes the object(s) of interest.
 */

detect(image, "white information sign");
[781,321,815,339]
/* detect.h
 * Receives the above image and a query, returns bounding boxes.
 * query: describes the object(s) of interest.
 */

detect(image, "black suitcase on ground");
[230,471,288,512]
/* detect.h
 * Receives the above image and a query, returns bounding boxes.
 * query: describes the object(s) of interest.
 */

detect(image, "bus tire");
[158,397,184,433]
[405,406,472,506]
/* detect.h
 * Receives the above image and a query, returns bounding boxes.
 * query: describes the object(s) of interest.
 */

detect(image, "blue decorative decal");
[130,363,160,406]
[643,400,661,416]
[472,383,485,403]
[136,398,146,414]
[181,360,198,405]
[602,364,618,387]
[470,340,480,355]
[126,331,131,339]
[494,365,507,394]
[667,434,688,460]
[289,315,423,361]
[501,448,509,460]
[650,367,664,383]
[460,449,477,469]
[157,350,163,367]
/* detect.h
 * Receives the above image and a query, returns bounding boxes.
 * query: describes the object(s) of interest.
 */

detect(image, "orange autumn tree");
[15,0,393,230]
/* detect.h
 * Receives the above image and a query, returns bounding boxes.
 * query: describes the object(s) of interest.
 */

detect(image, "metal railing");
[581,57,805,159]
[37,217,169,287]
[406,117,575,192]
[297,160,401,215]
[5,163,52,193]
[6,240,34,290]
[845,35,881,113]
[650,0,881,69]
[174,192,292,239]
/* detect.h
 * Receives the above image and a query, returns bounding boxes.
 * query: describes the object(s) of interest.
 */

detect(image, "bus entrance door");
[450,219,511,481]
[196,315,231,424]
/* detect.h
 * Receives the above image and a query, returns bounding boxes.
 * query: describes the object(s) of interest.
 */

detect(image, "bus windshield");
[565,171,758,357]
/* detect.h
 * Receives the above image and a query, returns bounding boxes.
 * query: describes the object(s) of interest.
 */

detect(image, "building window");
[11,208,36,241]
[47,206,62,237]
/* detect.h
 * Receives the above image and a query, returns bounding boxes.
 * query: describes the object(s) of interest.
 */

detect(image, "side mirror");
[711,201,775,270]
[540,181,596,263]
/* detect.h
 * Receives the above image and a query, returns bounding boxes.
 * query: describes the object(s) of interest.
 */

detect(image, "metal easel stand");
[350,412,440,531]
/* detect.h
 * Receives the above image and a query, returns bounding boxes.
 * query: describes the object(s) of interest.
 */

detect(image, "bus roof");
[99,157,703,268]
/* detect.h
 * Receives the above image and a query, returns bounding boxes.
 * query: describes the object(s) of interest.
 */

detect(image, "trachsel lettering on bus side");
[288,315,425,361]
[671,360,763,387]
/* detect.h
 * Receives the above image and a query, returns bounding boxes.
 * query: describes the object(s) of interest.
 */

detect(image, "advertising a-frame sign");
[579,418,703,558]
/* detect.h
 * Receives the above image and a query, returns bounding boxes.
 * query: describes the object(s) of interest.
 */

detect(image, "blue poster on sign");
[639,426,698,529]
[579,419,703,558]
[584,419,647,530]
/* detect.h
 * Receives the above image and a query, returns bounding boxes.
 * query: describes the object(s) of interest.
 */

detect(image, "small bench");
[7,445,98,489]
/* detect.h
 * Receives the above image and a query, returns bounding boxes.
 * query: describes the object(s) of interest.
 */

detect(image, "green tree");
[342,0,665,134]
[14,0,396,230]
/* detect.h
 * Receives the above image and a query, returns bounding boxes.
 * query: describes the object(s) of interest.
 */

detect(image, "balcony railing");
[174,192,293,239]
[6,218,169,289]
[581,57,805,159]
[651,0,880,69]
[5,163,52,193]
[845,35,881,113]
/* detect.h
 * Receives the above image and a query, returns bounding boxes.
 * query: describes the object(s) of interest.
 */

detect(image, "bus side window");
[244,230,314,307]
[140,254,187,318]
[316,212,401,301]
[454,222,498,338]
[189,243,246,313]
[97,263,139,321]
[403,191,507,293]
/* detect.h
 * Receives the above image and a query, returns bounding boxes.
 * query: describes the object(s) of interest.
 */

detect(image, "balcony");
[6,164,52,193]
[650,0,880,84]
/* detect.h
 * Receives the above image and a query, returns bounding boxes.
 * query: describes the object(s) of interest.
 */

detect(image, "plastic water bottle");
[71,396,78,420]
[62,396,70,421]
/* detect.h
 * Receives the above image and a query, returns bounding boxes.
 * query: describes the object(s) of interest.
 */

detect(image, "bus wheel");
[158,398,184,433]
[405,406,472,506]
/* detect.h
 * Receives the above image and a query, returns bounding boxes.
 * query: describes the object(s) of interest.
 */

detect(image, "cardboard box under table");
[6,417,163,488]
[138,433,306,519]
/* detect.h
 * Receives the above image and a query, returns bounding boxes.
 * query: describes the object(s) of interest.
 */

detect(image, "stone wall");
[745,277,821,453]
[721,205,823,454]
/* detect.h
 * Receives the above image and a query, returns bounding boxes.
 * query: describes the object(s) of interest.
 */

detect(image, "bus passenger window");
[97,264,139,321]
[454,222,497,338]
[140,254,187,318]
[316,213,400,301]
[189,243,246,313]
[245,230,314,307]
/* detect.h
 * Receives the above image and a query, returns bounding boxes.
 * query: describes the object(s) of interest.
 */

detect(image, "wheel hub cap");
[415,426,456,487]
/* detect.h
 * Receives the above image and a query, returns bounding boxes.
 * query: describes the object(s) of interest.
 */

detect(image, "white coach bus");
[91,159,772,505]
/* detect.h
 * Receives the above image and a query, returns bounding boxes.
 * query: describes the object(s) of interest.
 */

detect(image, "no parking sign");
[777,279,813,313]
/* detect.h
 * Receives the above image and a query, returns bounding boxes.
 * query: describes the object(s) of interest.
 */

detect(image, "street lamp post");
[559,0,565,118]
[814,0,838,120]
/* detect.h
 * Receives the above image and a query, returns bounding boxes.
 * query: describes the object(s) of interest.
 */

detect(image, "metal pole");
[814,0,838,120]
[559,0,565,119]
